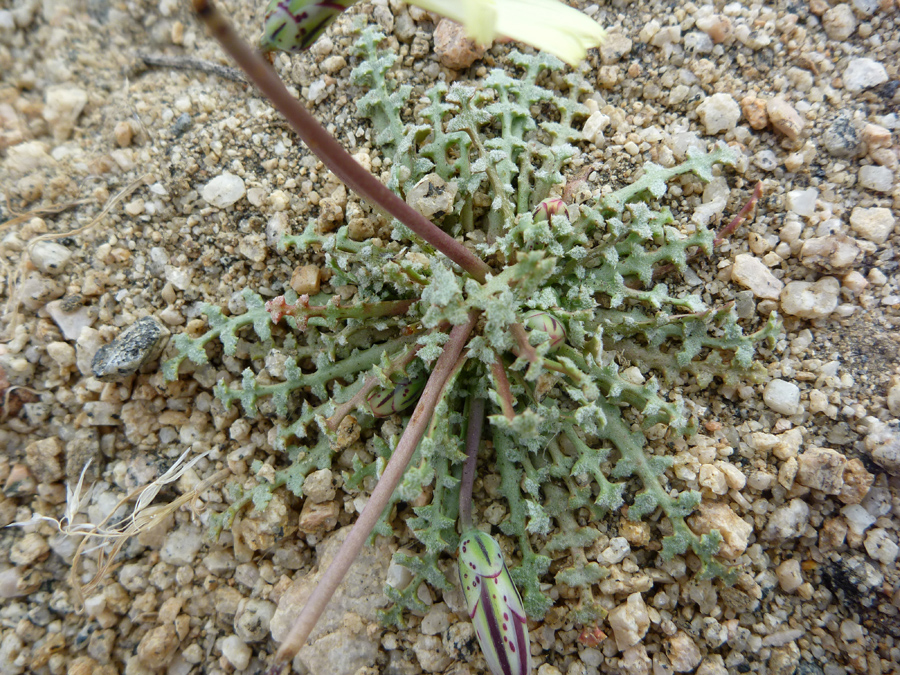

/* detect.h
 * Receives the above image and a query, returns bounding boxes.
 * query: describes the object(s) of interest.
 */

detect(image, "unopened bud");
[522,310,566,352]
[366,376,426,417]
[459,530,532,675]
[533,198,569,223]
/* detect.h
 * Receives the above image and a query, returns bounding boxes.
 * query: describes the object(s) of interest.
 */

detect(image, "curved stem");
[192,0,491,284]
[458,396,485,531]
[270,312,478,671]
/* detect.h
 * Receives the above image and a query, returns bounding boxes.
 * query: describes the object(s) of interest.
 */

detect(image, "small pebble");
[766,98,804,140]
[583,111,610,145]
[46,341,76,368]
[137,625,179,669]
[695,13,733,43]
[114,120,133,147]
[776,559,803,593]
[321,55,346,75]
[887,382,900,416]
[823,4,856,40]
[10,532,49,566]
[763,498,809,541]
[290,264,321,295]
[697,93,740,135]
[172,112,192,136]
[823,112,861,158]
[780,277,840,319]
[221,635,253,670]
[731,254,783,299]
[600,32,633,63]
[161,525,204,566]
[25,437,64,483]
[843,58,888,93]
[19,271,64,310]
[298,499,340,533]
[740,95,769,130]
[785,188,817,217]
[799,235,860,270]
[600,537,631,564]
[91,316,170,381]
[688,501,752,559]
[608,592,650,650]
[864,529,899,565]
[201,172,245,208]
[433,19,486,69]
[406,173,457,220]
[849,206,895,243]
[667,632,702,672]
[29,240,72,275]
[864,424,900,476]
[234,599,275,642]
[857,164,894,192]
[862,123,892,150]
[797,447,846,494]
[419,604,450,636]
[43,86,88,142]
[763,379,801,416]
[753,149,778,171]
[45,299,95,341]
[302,468,335,503]
[842,503,876,536]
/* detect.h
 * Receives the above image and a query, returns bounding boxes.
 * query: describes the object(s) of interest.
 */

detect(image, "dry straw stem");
[1,173,148,341]
[10,448,224,610]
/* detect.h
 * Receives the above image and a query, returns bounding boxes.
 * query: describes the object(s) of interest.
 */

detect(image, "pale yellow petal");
[405,0,606,67]
[495,0,606,66]
[463,0,497,45]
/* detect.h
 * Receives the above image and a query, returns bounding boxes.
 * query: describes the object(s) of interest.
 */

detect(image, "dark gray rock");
[822,112,861,158]
[91,316,170,381]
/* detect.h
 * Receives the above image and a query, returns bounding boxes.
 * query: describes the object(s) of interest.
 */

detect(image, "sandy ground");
[1,0,900,674]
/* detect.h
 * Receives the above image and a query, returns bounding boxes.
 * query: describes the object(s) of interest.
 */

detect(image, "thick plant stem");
[192,0,491,284]
[270,313,478,671]
[458,397,485,531]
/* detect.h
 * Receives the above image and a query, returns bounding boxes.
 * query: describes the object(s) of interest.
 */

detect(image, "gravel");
[1,1,899,674]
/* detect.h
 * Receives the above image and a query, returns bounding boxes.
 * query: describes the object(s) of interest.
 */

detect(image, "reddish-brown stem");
[325,341,424,432]
[270,313,479,670]
[510,322,539,364]
[490,355,516,420]
[715,181,763,246]
[192,0,491,283]
[458,397,485,531]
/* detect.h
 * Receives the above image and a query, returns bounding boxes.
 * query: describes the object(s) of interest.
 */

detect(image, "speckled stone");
[91,316,170,381]
[823,112,861,158]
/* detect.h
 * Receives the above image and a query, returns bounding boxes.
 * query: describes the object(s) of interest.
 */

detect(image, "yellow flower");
[409,0,606,66]
[261,0,605,66]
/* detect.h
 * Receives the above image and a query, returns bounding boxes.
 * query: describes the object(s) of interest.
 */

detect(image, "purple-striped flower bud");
[260,0,358,53]
[366,376,426,418]
[532,198,569,223]
[522,310,566,352]
[459,530,532,675]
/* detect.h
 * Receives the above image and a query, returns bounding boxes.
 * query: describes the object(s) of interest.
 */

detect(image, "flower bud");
[366,376,426,417]
[532,198,569,223]
[522,310,566,352]
[458,530,532,675]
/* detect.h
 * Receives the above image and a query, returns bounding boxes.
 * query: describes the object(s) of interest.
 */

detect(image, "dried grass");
[9,448,229,611]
